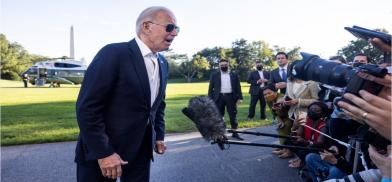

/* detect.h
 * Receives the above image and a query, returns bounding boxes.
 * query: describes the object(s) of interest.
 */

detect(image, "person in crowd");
[327,53,371,143]
[75,6,178,181]
[262,86,291,155]
[269,52,289,94]
[247,60,270,120]
[305,145,349,182]
[331,37,392,182]
[275,62,320,158]
[22,74,29,88]
[208,58,244,140]
[351,53,369,66]
[285,102,329,168]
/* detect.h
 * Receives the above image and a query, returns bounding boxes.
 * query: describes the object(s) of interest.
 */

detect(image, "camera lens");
[290,52,355,87]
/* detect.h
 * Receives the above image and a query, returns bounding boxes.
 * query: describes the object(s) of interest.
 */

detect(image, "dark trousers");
[77,127,152,182]
[216,93,238,129]
[247,90,266,119]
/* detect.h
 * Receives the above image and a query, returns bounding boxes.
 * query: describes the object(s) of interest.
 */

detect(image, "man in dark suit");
[247,61,270,120]
[208,58,243,140]
[75,6,179,182]
[269,52,289,94]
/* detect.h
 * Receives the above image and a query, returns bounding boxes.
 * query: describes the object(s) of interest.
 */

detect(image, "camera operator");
[332,37,391,182]
[336,39,391,140]
[327,53,372,143]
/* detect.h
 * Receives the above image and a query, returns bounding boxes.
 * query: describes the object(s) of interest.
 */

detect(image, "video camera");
[289,52,390,148]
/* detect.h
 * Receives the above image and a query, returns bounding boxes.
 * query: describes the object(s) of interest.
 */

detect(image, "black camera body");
[290,52,387,96]
[290,52,390,148]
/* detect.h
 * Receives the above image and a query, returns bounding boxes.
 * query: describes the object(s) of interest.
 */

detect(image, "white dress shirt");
[135,36,160,107]
[220,71,232,93]
[258,70,265,87]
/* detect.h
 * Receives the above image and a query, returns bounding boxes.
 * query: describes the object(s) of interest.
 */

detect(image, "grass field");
[1,79,272,146]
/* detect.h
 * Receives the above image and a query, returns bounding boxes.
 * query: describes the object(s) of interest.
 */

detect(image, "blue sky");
[1,0,391,63]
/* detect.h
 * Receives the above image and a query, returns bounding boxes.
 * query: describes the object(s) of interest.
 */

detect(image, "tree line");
[0,34,51,80]
[1,30,386,82]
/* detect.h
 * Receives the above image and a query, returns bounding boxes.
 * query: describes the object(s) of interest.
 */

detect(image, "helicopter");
[21,58,87,87]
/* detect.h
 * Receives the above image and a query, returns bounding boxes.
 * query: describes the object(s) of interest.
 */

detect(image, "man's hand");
[257,78,268,84]
[320,150,338,164]
[236,99,243,106]
[283,99,298,106]
[98,153,128,179]
[155,140,167,154]
[368,145,391,179]
[275,82,287,89]
[369,38,391,54]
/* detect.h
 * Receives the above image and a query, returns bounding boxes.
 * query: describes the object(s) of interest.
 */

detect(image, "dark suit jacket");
[75,39,169,163]
[247,70,270,95]
[269,68,286,94]
[208,71,243,102]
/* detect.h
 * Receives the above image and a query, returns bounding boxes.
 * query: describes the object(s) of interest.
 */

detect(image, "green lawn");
[1,79,272,146]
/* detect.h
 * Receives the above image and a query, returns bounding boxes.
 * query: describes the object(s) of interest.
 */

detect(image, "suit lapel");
[152,54,165,109]
[216,72,221,91]
[230,72,235,91]
[127,39,151,107]
[254,71,261,80]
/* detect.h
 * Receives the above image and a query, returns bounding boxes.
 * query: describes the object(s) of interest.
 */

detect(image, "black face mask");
[307,110,323,121]
[220,66,228,72]
[256,66,263,71]
[353,62,365,67]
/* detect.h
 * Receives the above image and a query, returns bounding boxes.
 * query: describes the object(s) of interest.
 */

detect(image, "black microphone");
[182,96,227,149]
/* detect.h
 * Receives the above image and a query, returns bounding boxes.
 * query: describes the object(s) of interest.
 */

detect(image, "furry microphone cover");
[182,96,227,142]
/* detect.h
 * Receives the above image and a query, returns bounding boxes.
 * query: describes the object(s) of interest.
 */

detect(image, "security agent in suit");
[208,59,244,140]
[246,61,270,120]
[269,52,289,94]
[75,6,179,182]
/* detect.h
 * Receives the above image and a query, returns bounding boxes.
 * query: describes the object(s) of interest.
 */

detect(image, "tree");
[337,28,388,64]
[196,47,227,70]
[1,34,50,80]
[231,38,255,80]
[162,50,188,79]
[179,55,209,82]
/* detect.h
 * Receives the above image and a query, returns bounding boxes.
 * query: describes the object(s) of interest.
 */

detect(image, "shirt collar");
[135,36,156,58]
[279,64,288,70]
[220,70,230,74]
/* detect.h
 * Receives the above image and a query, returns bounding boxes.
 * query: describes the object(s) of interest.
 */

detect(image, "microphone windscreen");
[182,96,227,141]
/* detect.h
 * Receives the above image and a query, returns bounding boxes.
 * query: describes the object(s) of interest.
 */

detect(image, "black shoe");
[260,117,266,120]
[232,133,244,140]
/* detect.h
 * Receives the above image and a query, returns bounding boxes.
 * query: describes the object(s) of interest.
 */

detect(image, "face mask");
[307,110,323,121]
[256,66,263,71]
[353,62,364,67]
[265,92,277,102]
[220,66,228,72]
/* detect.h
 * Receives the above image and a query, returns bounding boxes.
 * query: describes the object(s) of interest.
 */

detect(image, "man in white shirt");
[75,6,178,182]
[208,59,243,140]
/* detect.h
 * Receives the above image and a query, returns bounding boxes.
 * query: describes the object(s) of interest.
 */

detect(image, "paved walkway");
[1,126,302,182]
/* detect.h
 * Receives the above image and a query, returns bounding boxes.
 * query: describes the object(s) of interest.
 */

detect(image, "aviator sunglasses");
[146,21,180,33]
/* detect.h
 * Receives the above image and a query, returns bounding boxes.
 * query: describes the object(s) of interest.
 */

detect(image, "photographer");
[336,37,391,140]
[330,37,391,182]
